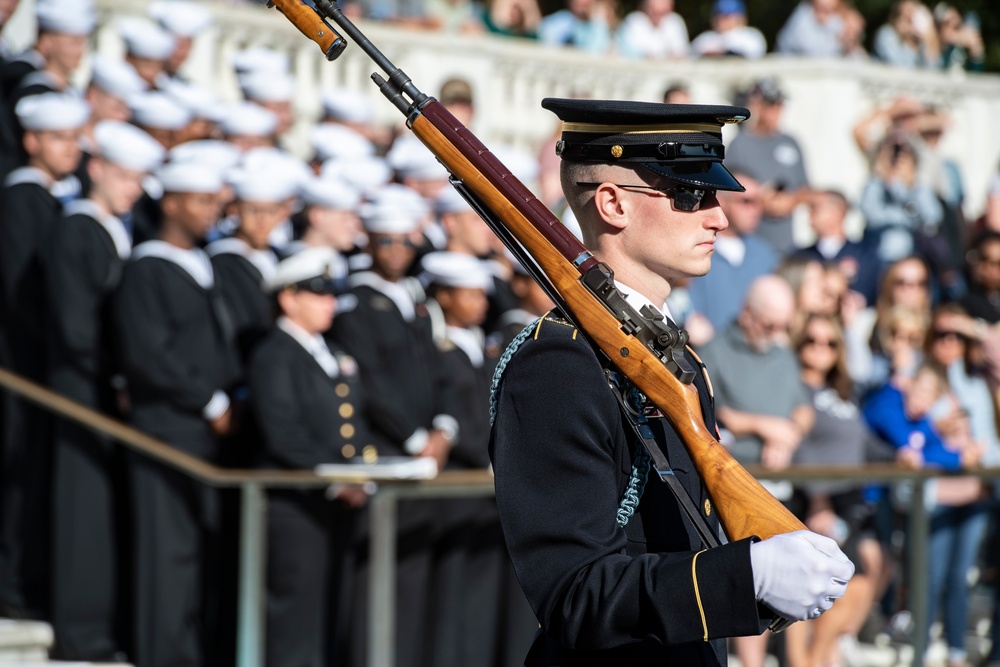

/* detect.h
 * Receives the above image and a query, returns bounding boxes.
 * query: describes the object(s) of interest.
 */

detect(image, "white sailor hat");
[118,17,177,61]
[157,161,225,194]
[230,166,299,203]
[89,55,148,100]
[36,0,97,35]
[309,123,374,162]
[242,147,311,188]
[15,92,90,131]
[169,140,242,171]
[360,184,427,234]
[220,102,278,138]
[434,186,473,216]
[239,70,295,104]
[149,1,213,38]
[299,176,361,211]
[321,88,374,124]
[321,156,390,197]
[366,183,430,217]
[130,92,192,130]
[232,47,290,76]
[386,136,449,182]
[491,143,540,184]
[420,251,494,291]
[265,246,345,294]
[162,79,219,120]
[93,120,165,172]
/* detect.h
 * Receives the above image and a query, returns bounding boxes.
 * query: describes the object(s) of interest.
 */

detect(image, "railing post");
[369,484,399,667]
[908,478,929,667]
[237,482,267,667]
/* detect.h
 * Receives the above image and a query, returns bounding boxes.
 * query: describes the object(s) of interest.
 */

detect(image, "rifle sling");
[606,373,721,550]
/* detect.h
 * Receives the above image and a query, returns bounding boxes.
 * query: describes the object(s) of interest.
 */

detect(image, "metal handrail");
[2,365,998,667]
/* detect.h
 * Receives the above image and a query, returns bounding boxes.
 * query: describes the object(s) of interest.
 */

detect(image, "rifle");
[268,0,807,630]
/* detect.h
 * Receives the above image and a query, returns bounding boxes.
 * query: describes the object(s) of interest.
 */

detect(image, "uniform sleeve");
[250,342,338,469]
[490,332,763,649]
[0,186,40,318]
[113,263,220,414]
[45,222,104,377]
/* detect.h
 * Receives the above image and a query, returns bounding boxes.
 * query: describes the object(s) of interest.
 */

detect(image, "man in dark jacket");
[489,99,854,667]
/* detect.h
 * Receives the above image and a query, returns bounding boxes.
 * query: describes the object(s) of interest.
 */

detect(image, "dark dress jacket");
[251,326,373,471]
[327,275,449,456]
[207,240,277,366]
[489,314,768,667]
[113,243,239,458]
[45,201,129,406]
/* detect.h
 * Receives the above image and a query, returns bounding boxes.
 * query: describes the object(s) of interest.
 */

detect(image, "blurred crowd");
[0,1,998,667]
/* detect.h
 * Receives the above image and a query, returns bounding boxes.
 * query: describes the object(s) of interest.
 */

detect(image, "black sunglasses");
[575,181,717,212]
[372,236,418,249]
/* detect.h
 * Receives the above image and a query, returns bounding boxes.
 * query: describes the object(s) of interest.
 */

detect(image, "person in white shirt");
[690,0,767,59]
[615,0,689,59]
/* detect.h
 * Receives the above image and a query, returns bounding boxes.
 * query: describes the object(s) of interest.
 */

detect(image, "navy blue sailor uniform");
[112,240,240,667]
[249,319,372,667]
[489,312,769,666]
[45,199,132,660]
[326,271,454,667]
[0,164,64,616]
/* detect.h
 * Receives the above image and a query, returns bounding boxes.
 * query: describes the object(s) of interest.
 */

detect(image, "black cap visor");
[639,161,745,192]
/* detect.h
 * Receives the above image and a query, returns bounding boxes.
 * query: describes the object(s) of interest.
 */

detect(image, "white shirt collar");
[816,237,846,259]
[131,241,214,289]
[614,280,674,323]
[277,316,340,377]
[206,237,278,282]
[713,234,746,267]
[446,325,485,367]
[63,199,132,259]
[349,271,419,322]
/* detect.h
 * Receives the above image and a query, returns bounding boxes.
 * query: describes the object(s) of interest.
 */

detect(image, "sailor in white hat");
[239,70,295,138]
[112,149,237,667]
[117,17,176,88]
[148,0,213,79]
[320,87,391,151]
[320,155,390,198]
[308,123,374,171]
[0,90,90,620]
[231,47,290,78]
[249,243,369,667]
[85,56,147,125]
[386,135,450,202]
[47,121,164,661]
[206,164,295,356]
[295,176,363,256]
[219,101,278,152]
[1,0,95,119]
[129,91,193,150]
[160,79,221,143]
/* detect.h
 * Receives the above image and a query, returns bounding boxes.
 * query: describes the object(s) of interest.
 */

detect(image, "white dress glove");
[750,530,855,621]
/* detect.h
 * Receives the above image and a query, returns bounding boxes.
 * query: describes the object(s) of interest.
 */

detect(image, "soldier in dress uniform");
[46,121,164,661]
[489,99,856,667]
[250,247,370,667]
[327,201,458,667]
[0,92,89,618]
[113,159,236,667]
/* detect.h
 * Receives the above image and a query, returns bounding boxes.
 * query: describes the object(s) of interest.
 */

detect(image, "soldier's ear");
[592,183,629,231]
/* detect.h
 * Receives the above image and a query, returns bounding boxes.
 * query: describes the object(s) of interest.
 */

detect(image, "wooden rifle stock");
[270,0,805,554]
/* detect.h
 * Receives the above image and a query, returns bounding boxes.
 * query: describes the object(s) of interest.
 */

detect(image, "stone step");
[0,619,53,663]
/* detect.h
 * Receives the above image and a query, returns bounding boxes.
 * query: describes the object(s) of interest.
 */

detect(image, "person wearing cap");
[438,77,475,128]
[690,0,766,59]
[328,203,457,667]
[45,121,163,661]
[295,176,364,258]
[220,101,278,152]
[130,91,194,150]
[148,0,213,80]
[320,87,393,152]
[725,79,812,256]
[206,170,288,365]
[113,158,237,667]
[118,17,176,88]
[0,90,88,617]
[494,252,555,348]
[419,251,533,667]
[488,98,854,666]
[249,247,370,667]
[240,70,295,138]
